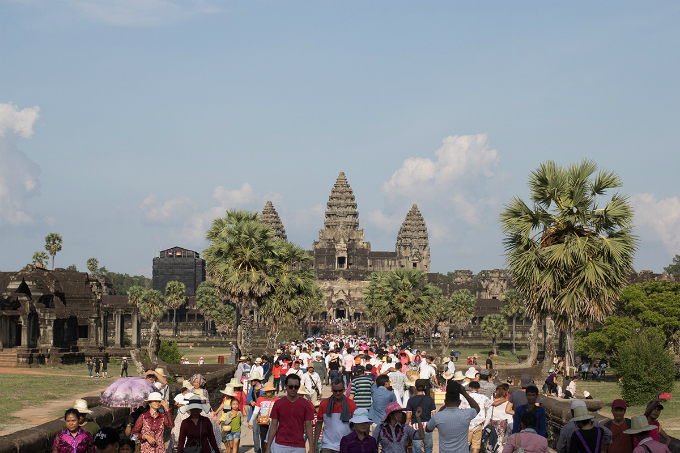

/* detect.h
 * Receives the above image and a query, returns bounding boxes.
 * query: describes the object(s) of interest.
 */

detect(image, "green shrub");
[143,338,183,364]
[278,325,303,343]
[614,328,675,405]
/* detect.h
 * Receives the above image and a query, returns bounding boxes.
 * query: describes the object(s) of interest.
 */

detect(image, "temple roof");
[261,201,288,241]
[396,204,429,250]
[324,172,359,230]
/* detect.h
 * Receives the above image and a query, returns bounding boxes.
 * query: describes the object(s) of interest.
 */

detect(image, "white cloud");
[63,0,223,27]
[212,183,256,206]
[0,102,41,226]
[632,193,680,254]
[140,194,197,225]
[365,209,402,233]
[288,204,325,228]
[382,134,499,197]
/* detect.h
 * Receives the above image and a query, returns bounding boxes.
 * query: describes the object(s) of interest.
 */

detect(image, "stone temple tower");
[260,201,287,241]
[396,204,431,271]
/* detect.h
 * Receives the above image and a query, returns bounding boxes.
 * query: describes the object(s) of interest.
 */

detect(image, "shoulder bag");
[257,401,271,426]
[184,419,202,453]
[513,433,524,453]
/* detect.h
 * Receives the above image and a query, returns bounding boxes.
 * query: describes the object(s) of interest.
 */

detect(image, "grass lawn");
[0,371,111,424]
[416,345,529,365]
[177,346,235,364]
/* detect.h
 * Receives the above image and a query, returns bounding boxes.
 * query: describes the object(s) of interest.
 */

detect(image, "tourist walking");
[502,412,548,453]
[568,406,605,453]
[314,377,358,453]
[368,375,397,425]
[625,415,671,453]
[388,363,408,407]
[339,409,377,453]
[222,397,242,453]
[101,354,108,378]
[265,374,316,453]
[132,392,173,453]
[186,373,209,401]
[488,384,512,453]
[94,357,101,378]
[463,381,491,453]
[144,368,169,401]
[303,364,324,404]
[247,371,264,453]
[248,382,278,453]
[272,361,283,393]
[120,357,128,377]
[426,382,480,453]
[644,397,671,446]
[556,401,612,453]
[406,379,437,453]
[177,394,220,453]
[52,408,96,453]
[349,366,373,410]
[92,427,120,453]
[87,358,93,378]
[512,386,546,438]
[374,403,425,453]
[478,370,496,400]
[607,399,633,453]
[72,399,100,436]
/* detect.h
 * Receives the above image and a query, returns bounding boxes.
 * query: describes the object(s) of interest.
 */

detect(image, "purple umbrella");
[100,377,156,408]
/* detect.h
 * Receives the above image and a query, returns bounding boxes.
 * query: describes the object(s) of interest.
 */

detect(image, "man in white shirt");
[419,356,438,393]
[302,364,324,404]
[444,357,455,375]
[298,348,312,368]
[251,357,265,378]
[460,381,491,453]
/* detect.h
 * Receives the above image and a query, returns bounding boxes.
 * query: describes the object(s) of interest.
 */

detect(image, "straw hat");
[570,405,594,422]
[255,358,262,364]
[249,371,264,381]
[182,380,193,390]
[227,378,243,388]
[297,385,311,395]
[453,370,466,381]
[624,415,659,434]
[154,367,167,377]
[276,349,283,354]
[583,391,591,398]
[465,367,477,379]
[382,402,407,422]
[349,408,371,424]
[180,394,210,414]
[145,392,164,402]
[73,399,93,414]
[175,395,188,406]
[239,356,247,361]
[262,382,276,392]
[442,371,454,380]
[405,376,417,387]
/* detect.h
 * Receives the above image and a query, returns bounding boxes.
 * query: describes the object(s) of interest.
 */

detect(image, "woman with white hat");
[177,394,220,453]
[132,392,173,453]
[340,408,377,453]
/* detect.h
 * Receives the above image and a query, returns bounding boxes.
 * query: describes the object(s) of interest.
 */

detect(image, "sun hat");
[465,367,477,379]
[308,364,315,369]
[239,356,247,361]
[453,370,466,381]
[262,382,276,392]
[297,385,311,395]
[249,371,264,381]
[612,399,627,409]
[220,386,239,398]
[520,374,532,387]
[154,367,167,377]
[382,402,407,422]
[73,399,93,414]
[549,369,554,373]
[583,391,591,398]
[443,357,450,363]
[180,394,210,414]
[442,371,454,380]
[624,415,659,434]
[182,379,193,390]
[571,405,594,422]
[145,392,164,402]
[255,358,262,364]
[175,395,188,406]
[276,349,283,354]
[405,376,418,387]
[349,408,371,424]
[571,400,587,410]
[227,378,244,388]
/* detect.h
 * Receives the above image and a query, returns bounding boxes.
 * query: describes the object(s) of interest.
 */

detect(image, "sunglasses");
[288,385,300,390]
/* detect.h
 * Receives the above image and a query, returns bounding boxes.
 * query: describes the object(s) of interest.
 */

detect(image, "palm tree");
[127,285,145,307]
[32,251,49,268]
[363,268,442,343]
[213,304,236,336]
[138,289,166,366]
[87,258,99,274]
[164,281,186,337]
[44,233,63,270]
[500,289,526,355]
[437,289,476,356]
[259,241,323,348]
[196,281,221,336]
[481,314,508,355]
[203,210,279,354]
[500,159,638,373]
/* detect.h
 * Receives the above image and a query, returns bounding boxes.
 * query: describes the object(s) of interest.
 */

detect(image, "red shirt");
[177,416,219,453]
[609,421,633,453]
[270,396,315,447]
[316,397,358,421]
[273,365,283,379]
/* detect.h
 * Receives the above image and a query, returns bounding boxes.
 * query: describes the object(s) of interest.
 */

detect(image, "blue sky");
[1,0,679,277]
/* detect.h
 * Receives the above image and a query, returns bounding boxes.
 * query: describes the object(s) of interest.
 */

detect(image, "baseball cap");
[93,427,120,448]
[612,399,627,409]
[520,374,532,387]
[647,400,664,410]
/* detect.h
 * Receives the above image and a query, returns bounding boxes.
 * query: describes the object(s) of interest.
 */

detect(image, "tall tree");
[66,264,78,271]
[437,289,476,356]
[32,251,49,268]
[203,210,279,354]
[44,233,63,270]
[480,314,508,355]
[259,241,323,348]
[500,159,638,373]
[213,304,237,336]
[663,255,680,278]
[137,289,166,366]
[500,289,527,355]
[164,281,186,337]
[363,268,442,342]
[127,285,145,308]
[196,281,222,336]
[87,258,99,274]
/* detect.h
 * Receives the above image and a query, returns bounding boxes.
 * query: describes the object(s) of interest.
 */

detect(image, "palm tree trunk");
[148,321,160,366]
[541,317,557,374]
[565,330,575,377]
[505,318,539,369]
[512,316,517,355]
[51,255,55,270]
[173,308,177,336]
[493,338,498,355]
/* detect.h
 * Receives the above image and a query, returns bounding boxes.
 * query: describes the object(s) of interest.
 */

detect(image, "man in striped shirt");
[349,366,373,409]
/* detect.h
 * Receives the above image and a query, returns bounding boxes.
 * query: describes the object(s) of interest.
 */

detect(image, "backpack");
[482,424,499,453]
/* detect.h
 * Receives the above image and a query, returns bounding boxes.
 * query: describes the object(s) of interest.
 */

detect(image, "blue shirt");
[513,405,547,438]
[368,385,397,424]
[246,386,261,421]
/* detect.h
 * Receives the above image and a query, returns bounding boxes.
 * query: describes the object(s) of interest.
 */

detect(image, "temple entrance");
[14,320,21,347]
[336,309,345,319]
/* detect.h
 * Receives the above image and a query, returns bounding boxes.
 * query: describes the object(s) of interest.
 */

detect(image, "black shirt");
[486,358,493,369]
[406,394,437,422]
[570,426,604,453]
[329,360,340,371]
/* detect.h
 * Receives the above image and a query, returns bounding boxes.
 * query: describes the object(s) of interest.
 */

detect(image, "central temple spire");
[324,172,359,230]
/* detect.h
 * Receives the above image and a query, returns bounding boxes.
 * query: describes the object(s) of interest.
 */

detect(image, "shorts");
[271,441,306,453]
[224,431,241,441]
[468,425,483,449]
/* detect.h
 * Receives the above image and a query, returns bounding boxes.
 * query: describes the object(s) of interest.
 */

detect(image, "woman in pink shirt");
[502,412,548,453]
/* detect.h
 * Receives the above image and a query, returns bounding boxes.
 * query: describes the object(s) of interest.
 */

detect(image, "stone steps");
[0,350,18,367]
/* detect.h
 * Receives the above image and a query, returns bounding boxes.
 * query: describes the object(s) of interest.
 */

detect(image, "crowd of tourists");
[60,335,673,453]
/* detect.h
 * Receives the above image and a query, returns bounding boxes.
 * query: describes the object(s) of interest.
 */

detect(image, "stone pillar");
[20,315,28,348]
[88,318,97,346]
[114,312,122,348]
[38,314,56,347]
[0,316,7,348]
[100,312,107,346]
[131,311,140,348]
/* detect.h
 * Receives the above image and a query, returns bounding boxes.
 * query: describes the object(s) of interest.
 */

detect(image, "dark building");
[152,247,206,296]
